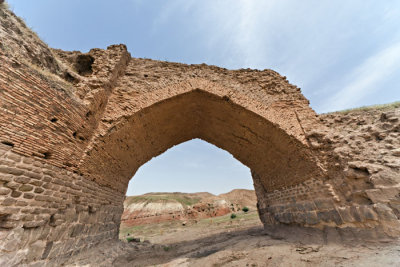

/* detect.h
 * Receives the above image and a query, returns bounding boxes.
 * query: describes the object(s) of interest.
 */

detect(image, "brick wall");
[253,171,400,236]
[0,143,124,265]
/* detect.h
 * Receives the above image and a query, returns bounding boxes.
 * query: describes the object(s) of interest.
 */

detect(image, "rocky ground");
[64,210,400,266]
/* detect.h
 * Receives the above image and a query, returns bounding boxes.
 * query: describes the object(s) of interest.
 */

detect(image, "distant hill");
[121,189,257,227]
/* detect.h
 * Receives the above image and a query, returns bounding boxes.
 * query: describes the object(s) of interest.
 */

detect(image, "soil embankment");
[121,189,257,227]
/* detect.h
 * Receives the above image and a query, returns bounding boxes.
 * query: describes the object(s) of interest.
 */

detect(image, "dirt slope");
[121,190,257,227]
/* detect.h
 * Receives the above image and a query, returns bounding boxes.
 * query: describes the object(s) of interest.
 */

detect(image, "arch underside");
[80,89,324,194]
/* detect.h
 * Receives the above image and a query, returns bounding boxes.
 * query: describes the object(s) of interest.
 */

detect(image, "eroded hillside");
[121,190,257,227]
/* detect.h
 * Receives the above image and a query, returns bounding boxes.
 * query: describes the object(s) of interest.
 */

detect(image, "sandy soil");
[63,211,400,266]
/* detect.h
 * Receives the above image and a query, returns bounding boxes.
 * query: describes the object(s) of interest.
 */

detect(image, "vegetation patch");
[125,193,201,206]
[126,236,140,243]
[326,101,400,115]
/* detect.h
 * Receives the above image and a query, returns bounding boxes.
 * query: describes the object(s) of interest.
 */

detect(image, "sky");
[6,0,400,195]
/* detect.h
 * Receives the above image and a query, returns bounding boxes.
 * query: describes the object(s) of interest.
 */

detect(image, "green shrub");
[242,206,249,213]
[230,213,237,219]
[126,236,140,243]
[163,246,170,252]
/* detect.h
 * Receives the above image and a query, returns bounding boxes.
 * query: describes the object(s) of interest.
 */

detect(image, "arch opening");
[80,89,323,194]
[126,139,253,196]
[78,89,325,234]
[120,139,260,234]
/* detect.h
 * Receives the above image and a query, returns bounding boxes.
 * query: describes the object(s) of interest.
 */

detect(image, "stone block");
[5,181,19,190]
[24,171,42,180]
[314,198,335,210]
[294,203,306,212]
[350,206,364,222]
[16,200,28,207]
[41,241,53,259]
[373,203,398,221]
[14,176,30,184]
[6,153,21,163]
[42,175,52,182]
[389,201,400,217]
[365,189,388,203]
[0,173,13,183]
[25,240,46,262]
[29,180,43,186]
[34,187,44,194]
[0,187,11,195]
[23,220,46,228]
[305,211,319,225]
[293,212,306,224]
[337,206,355,223]
[19,184,33,192]
[2,198,16,206]
[11,190,22,198]
[0,166,24,176]
[302,201,317,211]
[359,205,378,221]
[317,209,343,225]
[23,193,35,199]
[35,195,53,202]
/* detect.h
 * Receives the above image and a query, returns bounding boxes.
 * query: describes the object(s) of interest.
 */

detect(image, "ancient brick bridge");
[1,8,400,265]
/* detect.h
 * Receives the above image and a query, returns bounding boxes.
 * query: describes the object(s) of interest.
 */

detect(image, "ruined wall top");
[0,7,324,192]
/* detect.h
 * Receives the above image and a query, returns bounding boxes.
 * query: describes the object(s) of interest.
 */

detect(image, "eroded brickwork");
[0,6,399,266]
[0,143,124,265]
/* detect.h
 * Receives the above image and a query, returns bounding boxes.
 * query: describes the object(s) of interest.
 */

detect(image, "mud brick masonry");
[1,6,400,266]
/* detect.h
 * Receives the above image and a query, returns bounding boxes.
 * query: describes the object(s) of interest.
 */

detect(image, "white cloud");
[138,0,400,112]
[319,40,400,112]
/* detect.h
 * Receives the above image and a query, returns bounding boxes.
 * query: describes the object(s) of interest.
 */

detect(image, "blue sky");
[7,0,400,195]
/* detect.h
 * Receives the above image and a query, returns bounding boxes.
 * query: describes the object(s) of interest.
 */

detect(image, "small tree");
[242,206,249,213]
[230,213,237,219]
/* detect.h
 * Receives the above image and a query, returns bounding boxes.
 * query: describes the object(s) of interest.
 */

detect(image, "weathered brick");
[5,181,19,190]
[14,176,31,184]
[359,205,378,221]
[0,187,11,195]
[2,198,16,206]
[314,199,335,210]
[29,180,43,186]
[34,187,45,194]
[305,211,319,225]
[23,193,35,199]
[23,220,46,228]
[11,191,22,198]
[337,207,355,223]
[35,195,53,202]
[373,203,398,221]
[0,166,24,176]
[19,184,33,192]
[16,200,28,207]
[23,171,42,180]
[350,206,364,222]
[6,153,21,163]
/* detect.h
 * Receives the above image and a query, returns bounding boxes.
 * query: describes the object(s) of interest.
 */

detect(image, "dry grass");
[119,210,260,240]
[0,1,9,9]
[326,101,400,115]
[21,59,76,95]
[125,193,201,206]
